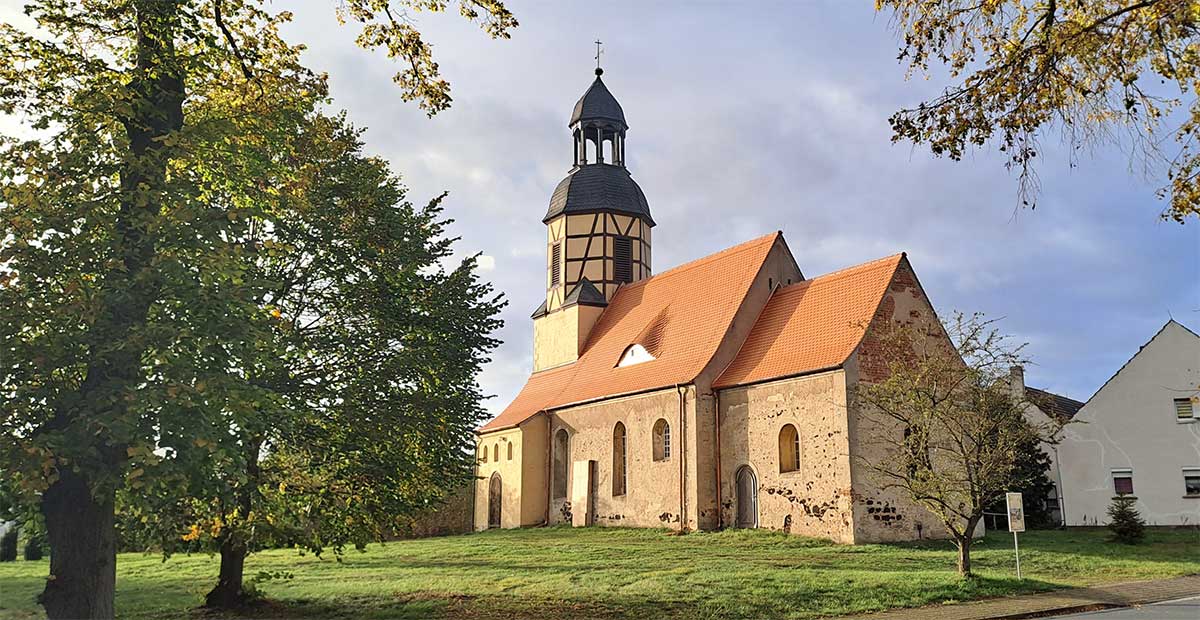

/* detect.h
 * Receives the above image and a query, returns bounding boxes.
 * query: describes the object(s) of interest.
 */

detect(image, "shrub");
[23,534,43,561]
[1107,496,1146,544]
[0,527,17,562]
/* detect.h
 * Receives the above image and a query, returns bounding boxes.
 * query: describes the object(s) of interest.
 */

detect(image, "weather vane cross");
[594,39,603,71]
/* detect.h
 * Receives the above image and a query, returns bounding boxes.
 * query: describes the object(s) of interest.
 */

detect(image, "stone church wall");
[716,369,856,543]
[845,257,962,543]
[473,416,549,530]
[549,388,686,529]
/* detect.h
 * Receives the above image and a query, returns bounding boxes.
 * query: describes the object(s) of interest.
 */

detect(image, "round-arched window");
[652,419,671,461]
[779,424,800,473]
[612,422,627,496]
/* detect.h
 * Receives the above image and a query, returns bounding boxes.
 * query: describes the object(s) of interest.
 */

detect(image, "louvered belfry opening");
[614,236,633,283]
[551,242,562,286]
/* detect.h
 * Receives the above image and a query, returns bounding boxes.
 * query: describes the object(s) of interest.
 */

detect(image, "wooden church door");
[735,466,758,528]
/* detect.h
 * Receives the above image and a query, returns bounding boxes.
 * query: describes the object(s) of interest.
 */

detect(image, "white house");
[1056,320,1200,526]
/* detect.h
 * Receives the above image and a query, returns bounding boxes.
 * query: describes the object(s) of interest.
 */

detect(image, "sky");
[278,0,1200,417]
[9,1,1192,416]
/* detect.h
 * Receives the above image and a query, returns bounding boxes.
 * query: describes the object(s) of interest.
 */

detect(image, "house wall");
[473,416,549,530]
[1057,321,1200,526]
[845,257,962,543]
[716,370,856,543]
[548,388,686,529]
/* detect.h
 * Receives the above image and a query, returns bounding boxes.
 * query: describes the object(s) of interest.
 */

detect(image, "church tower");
[531,66,655,372]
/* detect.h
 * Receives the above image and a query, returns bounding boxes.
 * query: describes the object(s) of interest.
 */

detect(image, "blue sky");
[283,1,1199,415]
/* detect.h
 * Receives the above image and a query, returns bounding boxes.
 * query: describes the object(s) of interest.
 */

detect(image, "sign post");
[1006,492,1025,580]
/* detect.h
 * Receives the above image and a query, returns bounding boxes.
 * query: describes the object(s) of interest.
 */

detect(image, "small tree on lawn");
[854,312,1058,577]
[1107,496,1146,544]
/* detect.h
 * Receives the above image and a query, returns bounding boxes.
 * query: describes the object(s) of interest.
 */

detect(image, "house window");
[493,444,499,463]
[613,236,633,284]
[551,242,562,287]
[1184,468,1200,497]
[1176,398,1195,422]
[507,442,513,461]
[778,424,800,473]
[652,419,671,461]
[1112,469,1134,496]
[612,422,627,496]
[480,445,488,463]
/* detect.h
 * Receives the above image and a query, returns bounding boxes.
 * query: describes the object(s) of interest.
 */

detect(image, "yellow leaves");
[181,524,201,542]
[127,444,154,458]
[270,307,282,319]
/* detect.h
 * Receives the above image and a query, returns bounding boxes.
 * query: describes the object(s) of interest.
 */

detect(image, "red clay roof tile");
[712,254,904,389]
[480,232,781,432]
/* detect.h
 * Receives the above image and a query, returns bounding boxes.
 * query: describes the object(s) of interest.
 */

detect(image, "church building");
[473,68,954,544]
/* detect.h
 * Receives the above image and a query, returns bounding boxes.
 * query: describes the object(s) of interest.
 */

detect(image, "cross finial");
[594,39,603,75]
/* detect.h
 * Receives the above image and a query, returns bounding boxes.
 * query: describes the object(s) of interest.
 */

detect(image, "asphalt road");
[1054,596,1200,619]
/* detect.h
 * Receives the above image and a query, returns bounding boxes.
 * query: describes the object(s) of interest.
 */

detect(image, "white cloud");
[282,0,1199,416]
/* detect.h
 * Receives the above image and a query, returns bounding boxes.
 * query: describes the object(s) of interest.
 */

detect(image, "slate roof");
[1024,386,1085,421]
[569,75,626,128]
[480,232,781,432]
[543,164,654,225]
[713,254,906,389]
[563,278,608,307]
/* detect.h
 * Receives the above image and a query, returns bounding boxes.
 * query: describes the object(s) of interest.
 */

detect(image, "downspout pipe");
[715,389,722,530]
[677,384,688,531]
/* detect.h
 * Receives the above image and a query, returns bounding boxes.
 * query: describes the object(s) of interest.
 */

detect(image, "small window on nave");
[779,425,800,473]
[652,419,671,461]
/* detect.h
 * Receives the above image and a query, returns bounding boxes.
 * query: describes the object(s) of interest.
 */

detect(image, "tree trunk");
[36,2,184,617]
[39,469,116,620]
[956,537,972,576]
[204,538,249,609]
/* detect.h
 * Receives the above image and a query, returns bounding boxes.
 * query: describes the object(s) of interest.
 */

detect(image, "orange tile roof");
[480,232,781,432]
[713,253,905,389]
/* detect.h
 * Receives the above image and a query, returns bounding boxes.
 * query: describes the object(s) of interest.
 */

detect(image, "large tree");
[118,113,503,608]
[876,0,1200,221]
[0,1,514,618]
[853,313,1059,576]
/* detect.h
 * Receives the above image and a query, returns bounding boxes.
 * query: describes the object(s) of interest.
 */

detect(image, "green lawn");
[1,527,1197,619]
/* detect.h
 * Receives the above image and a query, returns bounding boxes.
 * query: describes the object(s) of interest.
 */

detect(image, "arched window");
[652,419,671,461]
[507,442,513,460]
[552,429,570,501]
[493,444,499,463]
[480,444,488,463]
[612,422,627,496]
[779,424,800,473]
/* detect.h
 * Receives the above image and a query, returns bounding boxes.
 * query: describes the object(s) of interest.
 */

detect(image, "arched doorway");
[488,472,502,529]
[735,466,758,529]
